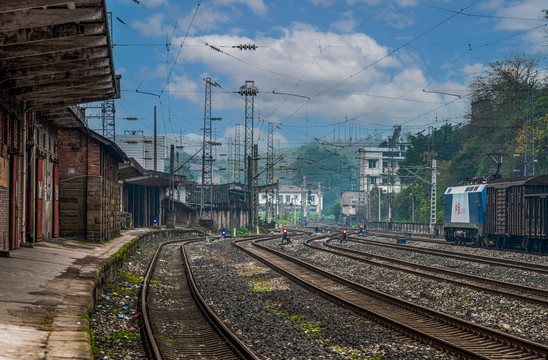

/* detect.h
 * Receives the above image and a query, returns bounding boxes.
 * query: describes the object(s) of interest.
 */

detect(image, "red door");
[9,155,19,250]
[36,157,43,241]
[53,164,59,237]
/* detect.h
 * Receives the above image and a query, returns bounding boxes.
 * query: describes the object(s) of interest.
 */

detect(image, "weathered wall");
[57,129,121,242]
[0,100,23,252]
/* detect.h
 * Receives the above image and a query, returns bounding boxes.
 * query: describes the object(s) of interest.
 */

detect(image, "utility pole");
[153,105,157,171]
[252,144,259,229]
[430,159,437,235]
[201,78,221,223]
[266,122,274,225]
[237,81,258,227]
[169,144,175,227]
[301,176,307,226]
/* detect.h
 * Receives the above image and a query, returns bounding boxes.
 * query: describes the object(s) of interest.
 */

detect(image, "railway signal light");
[341,230,347,243]
[282,228,289,244]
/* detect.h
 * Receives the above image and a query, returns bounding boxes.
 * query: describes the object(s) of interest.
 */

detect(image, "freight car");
[444,174,548,252]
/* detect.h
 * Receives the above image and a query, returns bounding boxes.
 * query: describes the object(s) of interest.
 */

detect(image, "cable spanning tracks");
[140,238,259,360]
[350,236,548,275]
[233,236,548,359]
[305,237,548,307]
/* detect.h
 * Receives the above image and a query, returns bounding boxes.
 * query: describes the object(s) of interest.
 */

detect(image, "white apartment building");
[359,140,409,195]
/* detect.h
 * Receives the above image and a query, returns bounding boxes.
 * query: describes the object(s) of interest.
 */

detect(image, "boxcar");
[485,175,548,251]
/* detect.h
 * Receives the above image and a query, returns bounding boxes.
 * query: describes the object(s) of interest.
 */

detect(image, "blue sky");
[90,0,548,154]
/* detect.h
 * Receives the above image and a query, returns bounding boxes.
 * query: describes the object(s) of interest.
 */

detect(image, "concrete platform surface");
[0,229,149,360]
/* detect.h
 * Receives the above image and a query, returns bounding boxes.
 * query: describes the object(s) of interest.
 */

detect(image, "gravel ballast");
[91,231,547,359]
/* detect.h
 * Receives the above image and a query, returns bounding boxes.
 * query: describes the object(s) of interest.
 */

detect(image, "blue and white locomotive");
[443,183,487,246]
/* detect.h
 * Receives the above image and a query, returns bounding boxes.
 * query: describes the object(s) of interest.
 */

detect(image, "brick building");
[57,127,127,241]
[0,1,119,253]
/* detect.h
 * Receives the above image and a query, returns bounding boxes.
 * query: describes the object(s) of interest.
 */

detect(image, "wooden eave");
[0,0,118,111]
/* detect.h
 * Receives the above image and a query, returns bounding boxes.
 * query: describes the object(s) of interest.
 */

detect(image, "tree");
[460,53,545,178]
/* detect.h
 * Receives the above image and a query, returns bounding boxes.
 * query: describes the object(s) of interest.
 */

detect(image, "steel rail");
[233,236,548,359]
[140,234,258,360]
[306,237,548,306]
[350,236,548,274]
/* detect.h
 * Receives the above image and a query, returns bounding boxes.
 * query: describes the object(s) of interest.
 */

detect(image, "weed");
[106,331,140,340]
[116,270,143,283]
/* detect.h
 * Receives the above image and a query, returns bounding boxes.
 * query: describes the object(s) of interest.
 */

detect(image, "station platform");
[0,228,150,360]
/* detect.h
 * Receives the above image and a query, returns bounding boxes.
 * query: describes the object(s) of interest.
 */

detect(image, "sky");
[89,0,548,155]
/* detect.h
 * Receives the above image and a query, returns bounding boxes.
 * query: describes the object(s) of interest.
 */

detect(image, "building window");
[368,160,377,168]
[309,195,315,203]
[370,177,376,185]
[285,195,291,203]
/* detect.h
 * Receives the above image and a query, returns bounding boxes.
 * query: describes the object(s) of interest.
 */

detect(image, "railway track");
[349,235,548,275]
[304,237,548,307]
[234,236,548,359]
[140,238,259,360]
[366,230,548,256]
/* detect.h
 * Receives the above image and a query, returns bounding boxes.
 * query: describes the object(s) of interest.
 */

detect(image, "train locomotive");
[443,174,548,252]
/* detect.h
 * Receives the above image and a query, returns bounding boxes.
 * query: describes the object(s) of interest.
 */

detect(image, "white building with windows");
[259,184,323,218]
[359,140,409,195]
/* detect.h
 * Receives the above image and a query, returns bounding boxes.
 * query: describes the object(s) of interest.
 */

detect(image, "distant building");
[259,184,323,221]
[116,134,166,171]
[359,140,409,195]
[340,191,360,217]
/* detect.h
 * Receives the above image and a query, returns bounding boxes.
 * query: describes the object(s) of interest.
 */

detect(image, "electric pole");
[201,77,221,224]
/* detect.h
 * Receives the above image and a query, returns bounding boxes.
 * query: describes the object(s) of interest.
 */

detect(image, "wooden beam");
[0,0,100,13]
[0,22,105,46]
[11,74,113,96]
[29,84,114,100]
[28,93,116,111]
[1,57,110,81]
[0,8,102,31]
[5,66,111,88]
[0,46,109,70]
[0,35,107,60]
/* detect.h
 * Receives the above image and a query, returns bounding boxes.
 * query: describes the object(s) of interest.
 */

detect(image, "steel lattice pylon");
[237,81,258,227]
[101,99,115,141]
[200,78,221,221]
[430,159,437,234]
[234,124,241,183]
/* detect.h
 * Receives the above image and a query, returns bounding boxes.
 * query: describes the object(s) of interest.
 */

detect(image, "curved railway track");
[349,235,548,275]
[234,236,548,359]
[304,237,548,307]
[140,238,259,360]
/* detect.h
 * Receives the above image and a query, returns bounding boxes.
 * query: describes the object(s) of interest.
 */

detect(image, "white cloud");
[143,0,169,7]
[331,10,360,33]
[460,63,484,77]
[132,13,166,37]
[214,0,268,16]
[347,0,417,8]
[310,0,335,7]
[166,23,463,130]
[494,0,547,31]
[376,8,414,29]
